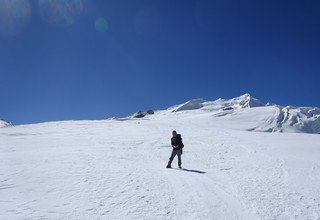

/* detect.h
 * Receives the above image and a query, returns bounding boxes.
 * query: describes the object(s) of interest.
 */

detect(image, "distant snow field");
[1,94,320,219]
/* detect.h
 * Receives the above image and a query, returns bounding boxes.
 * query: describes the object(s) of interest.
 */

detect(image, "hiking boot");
[166,164,171,168]
[178,163,182,169]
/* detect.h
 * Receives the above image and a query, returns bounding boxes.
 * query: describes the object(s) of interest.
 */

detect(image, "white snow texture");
[1,94,320,219]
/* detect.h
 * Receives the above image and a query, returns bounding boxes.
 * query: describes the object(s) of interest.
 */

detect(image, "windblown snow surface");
[1,94,320,219]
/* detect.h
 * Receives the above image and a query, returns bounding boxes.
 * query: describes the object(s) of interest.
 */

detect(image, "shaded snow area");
[1,110,320,219]
[0,120,11,128]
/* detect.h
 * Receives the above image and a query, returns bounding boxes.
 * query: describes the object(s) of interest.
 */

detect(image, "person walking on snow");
[166,130,184,168]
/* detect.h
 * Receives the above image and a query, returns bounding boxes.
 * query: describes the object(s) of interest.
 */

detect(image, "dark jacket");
[171,134,184,150]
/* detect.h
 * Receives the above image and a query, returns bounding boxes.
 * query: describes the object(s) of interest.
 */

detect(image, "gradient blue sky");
[0,0,319,125]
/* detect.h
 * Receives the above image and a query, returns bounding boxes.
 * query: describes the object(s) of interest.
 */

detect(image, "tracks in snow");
[141,139,258,220]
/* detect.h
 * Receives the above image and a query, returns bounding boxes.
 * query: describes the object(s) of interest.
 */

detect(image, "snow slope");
[1,106,320,219]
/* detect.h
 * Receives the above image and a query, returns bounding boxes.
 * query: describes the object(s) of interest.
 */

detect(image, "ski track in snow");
[0,117,320,219]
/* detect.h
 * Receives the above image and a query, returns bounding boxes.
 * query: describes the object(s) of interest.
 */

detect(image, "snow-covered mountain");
[1,95,320,219]
[169,93,264,111]
[160,93,320,134]
[0,119,11,128]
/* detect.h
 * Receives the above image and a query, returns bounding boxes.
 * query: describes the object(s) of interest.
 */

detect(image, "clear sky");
[0,0,319,125]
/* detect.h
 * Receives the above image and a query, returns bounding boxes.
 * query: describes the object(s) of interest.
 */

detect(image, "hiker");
[166,130,184,168]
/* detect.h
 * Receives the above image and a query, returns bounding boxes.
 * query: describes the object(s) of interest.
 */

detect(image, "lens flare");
[38,0,84,26]
[0,0,32,36]
[94,17,108,33]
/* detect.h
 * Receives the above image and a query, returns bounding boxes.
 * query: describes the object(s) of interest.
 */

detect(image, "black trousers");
[168,149,182,165]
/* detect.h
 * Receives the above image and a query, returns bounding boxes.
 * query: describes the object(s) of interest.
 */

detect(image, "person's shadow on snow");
[172,168,206,174]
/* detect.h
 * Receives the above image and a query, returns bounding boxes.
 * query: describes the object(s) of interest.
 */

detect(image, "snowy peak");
[170,93,264,112]
[162,94,320,134]
[123,93,319,134]
[232,93,264,108]
[214,93,265,109]
[0,119,11,128]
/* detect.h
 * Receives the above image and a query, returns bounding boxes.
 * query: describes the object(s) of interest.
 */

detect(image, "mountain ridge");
[155,93,320,134]
[2,94,319,134]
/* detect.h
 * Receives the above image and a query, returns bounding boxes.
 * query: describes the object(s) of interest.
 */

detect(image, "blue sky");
[0,0,319,124]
